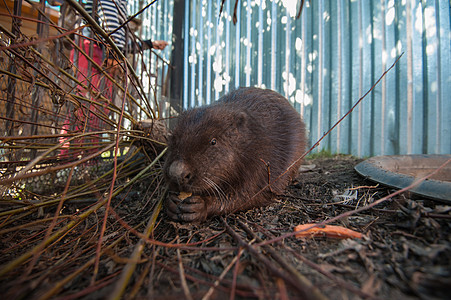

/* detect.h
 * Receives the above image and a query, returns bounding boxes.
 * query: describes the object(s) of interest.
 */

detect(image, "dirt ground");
[1,155,450,299]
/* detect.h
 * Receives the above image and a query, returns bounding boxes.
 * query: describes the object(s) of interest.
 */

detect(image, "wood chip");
[294,224,363,239]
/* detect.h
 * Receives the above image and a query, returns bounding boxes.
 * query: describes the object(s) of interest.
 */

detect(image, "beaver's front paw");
[165,193,207,222]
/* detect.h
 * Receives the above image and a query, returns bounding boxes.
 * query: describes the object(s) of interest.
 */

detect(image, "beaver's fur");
[164,87,306,222]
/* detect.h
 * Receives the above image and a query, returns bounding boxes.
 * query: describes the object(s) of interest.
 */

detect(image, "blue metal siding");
[156,0,450,157]
[128,0,173,60]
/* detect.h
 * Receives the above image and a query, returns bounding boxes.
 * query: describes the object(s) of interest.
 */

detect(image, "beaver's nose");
[168,160,192,186]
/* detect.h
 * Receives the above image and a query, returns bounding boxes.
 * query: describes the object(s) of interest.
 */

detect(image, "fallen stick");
[294,224,363,239]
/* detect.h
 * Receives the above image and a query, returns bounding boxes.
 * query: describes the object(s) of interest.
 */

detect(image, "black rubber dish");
[355,154,451,202]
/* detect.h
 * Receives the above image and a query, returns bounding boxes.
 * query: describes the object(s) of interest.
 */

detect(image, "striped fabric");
[85,0,128,52]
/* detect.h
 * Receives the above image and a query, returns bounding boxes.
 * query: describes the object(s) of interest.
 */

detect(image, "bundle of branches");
[0,0,169,297]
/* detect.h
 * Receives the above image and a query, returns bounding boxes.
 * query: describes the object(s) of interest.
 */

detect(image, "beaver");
[164,87,306,222]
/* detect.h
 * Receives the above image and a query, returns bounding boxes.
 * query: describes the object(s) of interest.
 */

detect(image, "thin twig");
[177,239,194,300]
[250,53,404,202]
[93,57,130,283]
[108,190,165,300]
[222,218,325,300]
[237,220,327,300]
[202,248,244,300]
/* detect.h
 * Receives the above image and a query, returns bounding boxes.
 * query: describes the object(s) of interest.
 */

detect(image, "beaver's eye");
[210,138,217,146]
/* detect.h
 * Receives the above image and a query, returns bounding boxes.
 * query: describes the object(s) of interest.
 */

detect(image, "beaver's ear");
[235,111,248,128]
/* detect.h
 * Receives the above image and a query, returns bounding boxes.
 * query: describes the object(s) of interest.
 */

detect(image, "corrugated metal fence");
[175,0,450,157]
[128,0,174,119]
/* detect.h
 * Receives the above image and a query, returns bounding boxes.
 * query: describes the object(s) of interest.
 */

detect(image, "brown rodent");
[164,87,306,222]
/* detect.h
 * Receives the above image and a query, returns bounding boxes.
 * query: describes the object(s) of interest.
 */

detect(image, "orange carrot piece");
[294,224,363,239]
[178,192,192,200]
